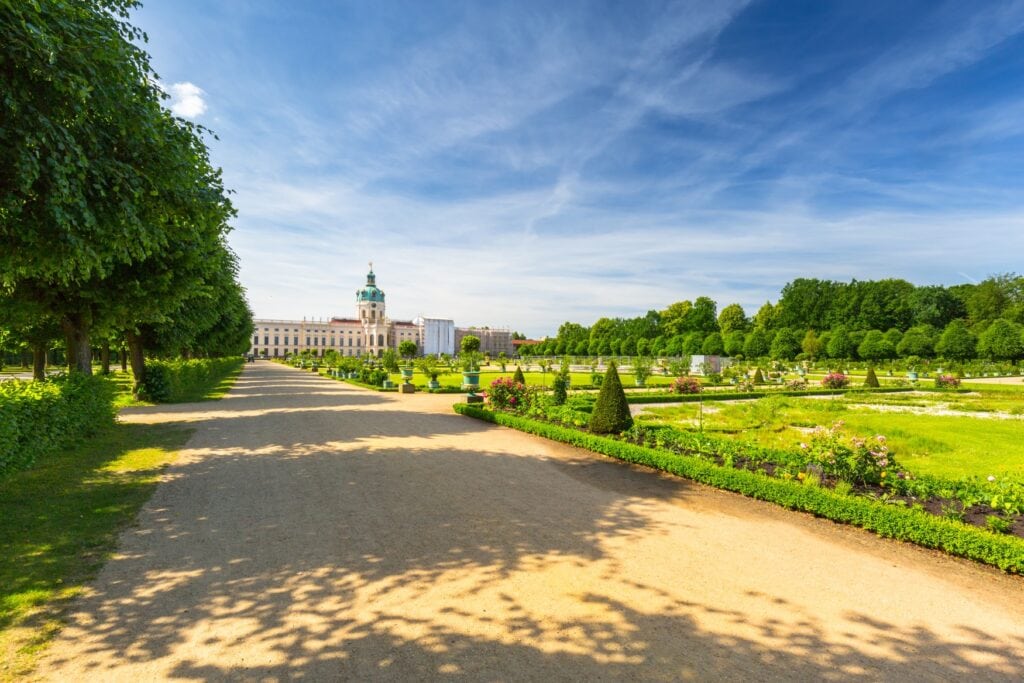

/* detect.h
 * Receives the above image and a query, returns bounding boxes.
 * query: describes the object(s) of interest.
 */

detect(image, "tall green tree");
[717,303,749,334]
[935,320,976,361]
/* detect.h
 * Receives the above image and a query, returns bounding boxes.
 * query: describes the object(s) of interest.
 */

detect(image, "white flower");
[988,475,996,482]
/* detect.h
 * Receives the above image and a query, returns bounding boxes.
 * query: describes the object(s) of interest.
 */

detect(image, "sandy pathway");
[36,362,1024,680]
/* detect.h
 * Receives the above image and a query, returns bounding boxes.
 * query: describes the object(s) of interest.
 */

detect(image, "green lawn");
[0,423,193,681]
[638,390,1024,480]
[385,369,676,389]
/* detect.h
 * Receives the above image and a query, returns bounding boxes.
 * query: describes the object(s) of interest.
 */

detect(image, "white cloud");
[167,81,208,119]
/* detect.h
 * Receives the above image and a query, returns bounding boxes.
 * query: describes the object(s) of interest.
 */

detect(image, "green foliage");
[552,375,569,405]
[460,335,481,354]
[138,358,242,403]
[864,367,880,388]
[744,328,772,358]
[857,330,896,362]
[589,362,633,434]
[821,372,850,389]
[935,320,977,361]
[512,366,526,384]
[752,367,765,384]
[769,328,801,360]
[381,349,400,373]
[0,374,115,476]
[977,319,1023,360]
[454,405,1024,573]
[801,422,903,486]
[670,377,703,394]
[398,340,417,358]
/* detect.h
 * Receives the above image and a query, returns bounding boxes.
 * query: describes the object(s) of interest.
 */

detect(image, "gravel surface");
[36,362,1024,680]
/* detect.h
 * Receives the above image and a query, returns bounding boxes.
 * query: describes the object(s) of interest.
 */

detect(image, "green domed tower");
[357,262,389,355]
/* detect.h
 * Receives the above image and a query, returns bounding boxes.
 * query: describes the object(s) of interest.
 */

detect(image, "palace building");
[248,266,514,359]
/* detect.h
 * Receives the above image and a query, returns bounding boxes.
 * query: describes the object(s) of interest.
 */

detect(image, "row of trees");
[524,275,1024,362]
[1,1,253,393]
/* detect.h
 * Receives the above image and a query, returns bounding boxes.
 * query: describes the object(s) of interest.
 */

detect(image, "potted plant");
[398,340,417,384]
[460,335,482,393]
[415,356,448,389]
[633,356,653,388]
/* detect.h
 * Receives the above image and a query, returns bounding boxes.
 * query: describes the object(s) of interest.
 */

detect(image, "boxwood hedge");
[453,403,1024,573]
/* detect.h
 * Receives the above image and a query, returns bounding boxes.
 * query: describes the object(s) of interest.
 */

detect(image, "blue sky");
[135,0,1024,337]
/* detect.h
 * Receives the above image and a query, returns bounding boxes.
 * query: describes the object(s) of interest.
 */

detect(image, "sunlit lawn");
[386,370,676,389]
[638,390,1024,480]
[0,424,193,681]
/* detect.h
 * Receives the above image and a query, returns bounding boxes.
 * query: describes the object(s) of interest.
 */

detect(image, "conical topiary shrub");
[589,361,633,434]
[864,366,880,388]
[752,367,765,384]
[513,366,526,384]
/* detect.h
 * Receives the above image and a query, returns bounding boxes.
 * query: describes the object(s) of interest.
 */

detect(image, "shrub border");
[453,404,1024,573]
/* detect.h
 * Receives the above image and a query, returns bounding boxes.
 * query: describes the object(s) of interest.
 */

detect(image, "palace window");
[263,336,269,345]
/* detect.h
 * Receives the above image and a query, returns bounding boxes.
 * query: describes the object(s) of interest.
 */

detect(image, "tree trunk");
[126,331,146,398]
[61,313,92,375]
[120,344,128,372]
[32,343,46,381]
[101,341,111,375]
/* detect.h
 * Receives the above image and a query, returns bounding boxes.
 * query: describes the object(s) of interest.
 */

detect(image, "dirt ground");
[35,362,1024,680]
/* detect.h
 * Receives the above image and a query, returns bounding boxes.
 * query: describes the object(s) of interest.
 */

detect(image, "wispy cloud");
[133,1,1024,336]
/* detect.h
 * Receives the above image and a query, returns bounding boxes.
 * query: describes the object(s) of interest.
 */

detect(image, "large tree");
[1,0,228,373]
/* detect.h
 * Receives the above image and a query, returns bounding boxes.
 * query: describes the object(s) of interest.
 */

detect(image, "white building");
[249,266,514,358]
[417,317,456,356]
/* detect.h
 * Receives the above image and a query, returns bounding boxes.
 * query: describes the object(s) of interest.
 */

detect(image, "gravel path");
[37,362,1024,680]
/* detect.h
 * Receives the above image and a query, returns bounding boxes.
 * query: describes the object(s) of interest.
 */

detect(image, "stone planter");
[907,371,918,381]
[400,367,414,383]
[399,383,415,394]
[462,371,481,391]
[428,379,440,389]
[634,378,646,388]
[382,380,396,389]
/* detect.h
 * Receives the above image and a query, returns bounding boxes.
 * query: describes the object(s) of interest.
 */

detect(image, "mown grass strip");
[454,404,1024,574]
[0,422,194,681]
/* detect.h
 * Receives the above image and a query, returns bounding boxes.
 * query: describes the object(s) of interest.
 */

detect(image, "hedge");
[140,358,243,403]
[0,374,116,477]
[453,404,1024,573]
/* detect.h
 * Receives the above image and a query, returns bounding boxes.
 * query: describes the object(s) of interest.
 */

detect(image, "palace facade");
[249,267,514,358]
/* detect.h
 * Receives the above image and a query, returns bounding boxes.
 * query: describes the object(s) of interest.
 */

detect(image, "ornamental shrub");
[800,421,905,486]
[935,374,961,389]
[140,358,243,403]
[821,372,849,389]
[670,376,702,394]
[486,377,531,412]
[752,368,765,384]
[552,375,568,406]
[0,373,116,477]
[864,367,880,388]
[512,366,526,384]
[589,361,633,435]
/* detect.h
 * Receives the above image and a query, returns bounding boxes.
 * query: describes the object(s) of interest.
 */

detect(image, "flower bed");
[454,403,1024,573]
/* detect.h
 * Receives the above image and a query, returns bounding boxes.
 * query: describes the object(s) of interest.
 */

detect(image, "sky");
[133,0,1024,337]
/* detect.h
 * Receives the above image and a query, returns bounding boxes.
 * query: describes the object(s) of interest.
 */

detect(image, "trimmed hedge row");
[0,374,116,477]
[453,404,1024,573]
[140,358,243,403]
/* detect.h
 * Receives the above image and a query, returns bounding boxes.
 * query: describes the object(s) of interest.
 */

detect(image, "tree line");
[1,1,253,394]
[522,275,1024,362]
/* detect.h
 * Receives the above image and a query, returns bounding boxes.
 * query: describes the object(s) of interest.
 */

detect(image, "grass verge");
[0,423,193,681]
